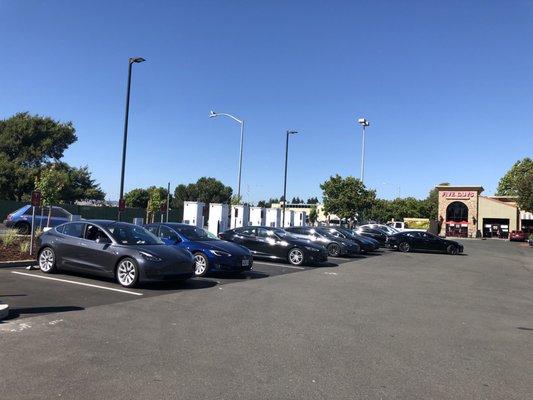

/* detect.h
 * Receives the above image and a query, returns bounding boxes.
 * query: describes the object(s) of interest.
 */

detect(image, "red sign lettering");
[441,191,475,199]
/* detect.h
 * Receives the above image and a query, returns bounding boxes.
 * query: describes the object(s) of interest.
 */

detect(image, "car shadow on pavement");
[140,279,218,291]
[3,306,85,321]
[209,270,270,280]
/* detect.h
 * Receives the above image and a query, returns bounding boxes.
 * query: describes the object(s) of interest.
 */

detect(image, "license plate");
[242,259,250,267]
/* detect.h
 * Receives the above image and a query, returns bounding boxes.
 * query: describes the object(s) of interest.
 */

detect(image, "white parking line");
[11,271,143,296]
[253,261,306,270]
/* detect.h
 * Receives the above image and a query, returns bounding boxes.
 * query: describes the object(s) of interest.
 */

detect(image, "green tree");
[36,166,69,226]
[146,187,167,223]
[307,196,319,204]
[124,188,150,208]
[257,198,279,208]
[308,206,318,225]
[0,112,76,200]
[320,175,376,221]
[496,158,533,211]
[173,177,233,207]
[55,163,105,203]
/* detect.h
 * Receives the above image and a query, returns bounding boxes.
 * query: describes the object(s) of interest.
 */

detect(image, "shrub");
[1,229,19,246]
[19,241,30,253]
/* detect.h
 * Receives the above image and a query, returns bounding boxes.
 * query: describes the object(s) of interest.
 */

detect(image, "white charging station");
[183,201,205,227]
[208,203,229,236]
[230,204,250,229]
[249,207,266,226]
[294,211,307,227]
[283,210,295,227]
[265,208,281,227]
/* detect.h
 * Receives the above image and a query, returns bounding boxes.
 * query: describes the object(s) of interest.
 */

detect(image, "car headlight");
[140,251,162,262]
[304,246,320,252]
[209,250,232,257]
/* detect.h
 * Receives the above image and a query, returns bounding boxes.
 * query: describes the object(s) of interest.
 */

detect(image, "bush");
[1,228,18,246]
[19,241,30,253]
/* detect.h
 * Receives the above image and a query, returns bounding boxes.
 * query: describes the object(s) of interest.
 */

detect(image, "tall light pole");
[209,111,244,202]
[282,130,298,227]
[358,117,370,184]
[118,57,146,221]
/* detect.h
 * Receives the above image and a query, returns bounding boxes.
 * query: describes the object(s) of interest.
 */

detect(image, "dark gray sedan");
[37,220,195,287]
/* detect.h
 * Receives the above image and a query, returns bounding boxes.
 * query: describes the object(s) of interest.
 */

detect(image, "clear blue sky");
[1,0,532,202]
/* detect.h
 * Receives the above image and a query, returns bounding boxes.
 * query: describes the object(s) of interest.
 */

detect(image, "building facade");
[436,185,530,238]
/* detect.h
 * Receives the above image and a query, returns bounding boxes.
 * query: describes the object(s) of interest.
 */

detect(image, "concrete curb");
[0,300,9,321]
[0,260,37,269]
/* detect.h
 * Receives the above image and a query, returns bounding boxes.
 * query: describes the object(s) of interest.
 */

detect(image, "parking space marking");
[253,261,306,270]
[11,271,143,296]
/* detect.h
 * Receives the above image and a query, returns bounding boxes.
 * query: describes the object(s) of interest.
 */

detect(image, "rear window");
[63,223,85,238]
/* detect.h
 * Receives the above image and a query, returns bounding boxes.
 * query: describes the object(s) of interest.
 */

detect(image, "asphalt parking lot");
[1,240,532,400]
[0,257,355,320]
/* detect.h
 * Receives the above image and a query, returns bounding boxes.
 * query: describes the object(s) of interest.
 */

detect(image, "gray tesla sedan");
[37,220,195,287]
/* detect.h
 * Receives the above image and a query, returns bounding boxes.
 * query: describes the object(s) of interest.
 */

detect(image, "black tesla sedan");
[354,226,389,246]
[388,231,464,255]
[324,226,381,252]
[219,226,328,266]
[285,226,360,256]
[37,220,195,287]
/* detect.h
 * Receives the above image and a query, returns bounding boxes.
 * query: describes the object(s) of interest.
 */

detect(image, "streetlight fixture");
[282,130,298,227]
[209,111,245,202]
[358,117,370,184]
[118,56,146,220]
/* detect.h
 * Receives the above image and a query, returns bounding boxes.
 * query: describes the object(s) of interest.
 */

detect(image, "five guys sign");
[441,191,475,199]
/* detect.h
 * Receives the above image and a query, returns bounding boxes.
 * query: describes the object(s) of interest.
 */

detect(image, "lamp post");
[358,117,370,184]
[118,57,146,221]
[209,111,244,202]
[282,130,298,227]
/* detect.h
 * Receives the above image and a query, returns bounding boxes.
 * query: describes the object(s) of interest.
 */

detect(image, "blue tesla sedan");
[144,223,253,277]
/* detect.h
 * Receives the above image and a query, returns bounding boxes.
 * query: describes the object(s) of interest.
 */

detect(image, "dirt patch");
[0,238,37,262]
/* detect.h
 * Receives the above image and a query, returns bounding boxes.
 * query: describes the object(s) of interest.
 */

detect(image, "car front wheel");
[398,242,411,253]
[193,253,209,277]
[116,258,140,288]
[327,243,341,257]
[16,222,31,235]
[288,248,305,266]
[446,245,458,255]
[39,247,57,273]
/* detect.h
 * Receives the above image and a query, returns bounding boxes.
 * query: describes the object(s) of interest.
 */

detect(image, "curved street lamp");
[209,111,245,202]
[358,117,370,184]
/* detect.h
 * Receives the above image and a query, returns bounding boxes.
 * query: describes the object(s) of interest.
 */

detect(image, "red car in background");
[509,230,525,242]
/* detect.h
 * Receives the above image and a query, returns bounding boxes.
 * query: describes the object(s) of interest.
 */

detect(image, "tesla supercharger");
[283,210,295,227]
[183,201,205,227]
[294,211,307,227]
[249,207,266,226]
[266,208,281,227]
[208,203,229,236]
[230,204,250,229]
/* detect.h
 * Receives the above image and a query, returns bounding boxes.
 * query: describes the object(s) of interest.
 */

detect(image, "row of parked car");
[35,218,464,288]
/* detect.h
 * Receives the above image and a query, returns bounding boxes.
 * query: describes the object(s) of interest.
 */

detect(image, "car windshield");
[177,226,218,241]
[107,223,163,245]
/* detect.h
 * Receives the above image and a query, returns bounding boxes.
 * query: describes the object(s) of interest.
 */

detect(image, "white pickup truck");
[387,221,427,232]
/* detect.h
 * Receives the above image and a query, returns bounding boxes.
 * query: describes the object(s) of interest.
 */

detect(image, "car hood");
[194,240,251,255]
[134,244,193,261]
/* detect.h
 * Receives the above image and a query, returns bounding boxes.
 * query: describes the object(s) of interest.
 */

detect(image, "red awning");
[446,220,468,225]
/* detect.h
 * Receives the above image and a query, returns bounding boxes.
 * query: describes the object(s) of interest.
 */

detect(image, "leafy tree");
[173,177,232,207]
[231,194,243,205]
[291,196,304,204]
[496,158,533,211]
[124,188,150,208]
[516,169,533,211]
[320,175,376,221]
[146,187,168,223]
[36,166,69,226]
[54,163,105,203]
[0,112,76,200]
[308,206,318,225]
[257,198,278,208]
[307,196,319,204]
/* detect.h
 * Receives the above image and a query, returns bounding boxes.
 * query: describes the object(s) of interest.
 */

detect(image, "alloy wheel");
[288,248,304,265]
[328,244,340,257]
[399,242,410,252]
[194,254,208,276]
[117,260,136,286]
[39,248,54,272]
